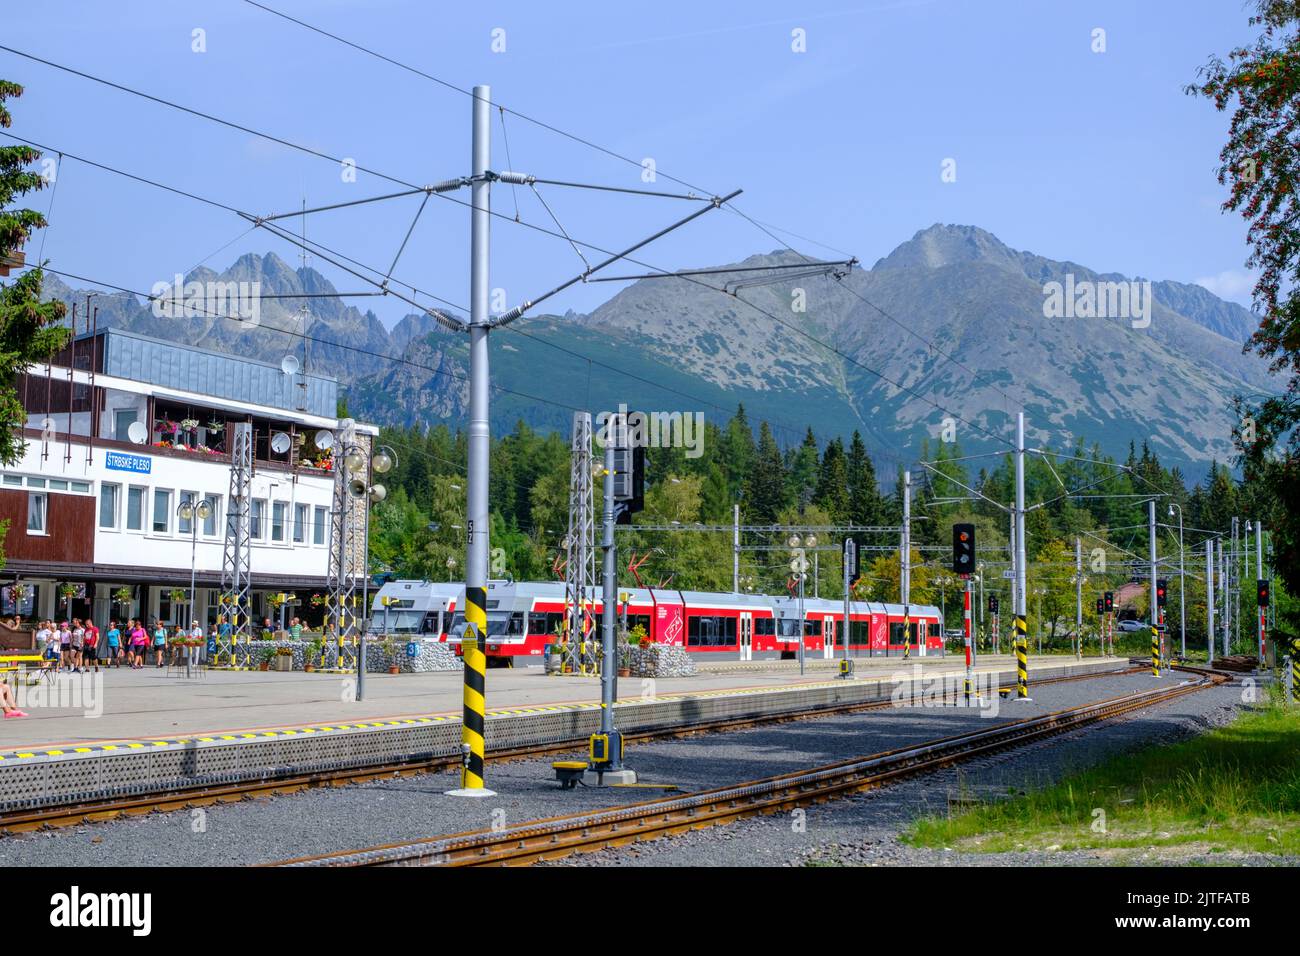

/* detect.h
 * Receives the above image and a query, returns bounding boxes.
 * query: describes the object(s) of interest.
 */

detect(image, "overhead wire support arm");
[588,258,858,283]
[246,213,467,332]
[488,171,707,202]
[489,187,743,328]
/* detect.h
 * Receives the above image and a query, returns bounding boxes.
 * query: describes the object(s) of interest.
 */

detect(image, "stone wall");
[230,637,461,673]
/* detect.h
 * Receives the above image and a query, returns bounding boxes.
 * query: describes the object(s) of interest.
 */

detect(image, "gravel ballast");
[0,669,1251,867]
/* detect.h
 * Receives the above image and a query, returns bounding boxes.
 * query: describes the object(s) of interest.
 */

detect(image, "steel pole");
[1014,412,1028,699]
[1257,522,1266,668]
[1074,537,1082,660]
[453,83,493,796]
[1221,539,1230,658]
[733,502,739,593]
[963,575,972,704]
[1148,500,1159,677]
[599,435,618,760]
[902,470,911,660]
[1206,538,1215,666]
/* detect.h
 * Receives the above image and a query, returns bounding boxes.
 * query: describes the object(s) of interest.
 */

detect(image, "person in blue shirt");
[105,620,122,667]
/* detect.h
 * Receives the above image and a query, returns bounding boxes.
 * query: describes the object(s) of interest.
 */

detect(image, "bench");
[0,654,53,687]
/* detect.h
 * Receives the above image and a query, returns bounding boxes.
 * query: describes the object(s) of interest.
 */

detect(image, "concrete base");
[583,768,638,787]
[444,787,498,798]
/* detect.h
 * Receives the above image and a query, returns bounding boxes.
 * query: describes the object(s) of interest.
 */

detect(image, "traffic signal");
[1258,579,1270,607]
[952,523,975,574]
[1155,579,1168,607]
[1095,598,1104,615]
[614,445,646,526]
[988,595,999,615]
[1104,591,1115,613]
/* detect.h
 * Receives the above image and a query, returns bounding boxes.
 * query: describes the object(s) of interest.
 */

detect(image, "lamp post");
[788,533,816,676]
[340,443,395,702]
[1169,503,1185,660]
[446,555,457,583]
[177,497,213,631]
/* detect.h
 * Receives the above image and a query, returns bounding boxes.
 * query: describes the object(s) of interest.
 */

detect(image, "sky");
[3,0,1263,328]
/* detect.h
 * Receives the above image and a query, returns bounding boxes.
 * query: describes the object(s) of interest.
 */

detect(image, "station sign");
[106,451,151,474]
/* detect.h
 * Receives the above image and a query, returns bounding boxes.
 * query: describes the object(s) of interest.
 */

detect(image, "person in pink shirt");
[128,618,149,669]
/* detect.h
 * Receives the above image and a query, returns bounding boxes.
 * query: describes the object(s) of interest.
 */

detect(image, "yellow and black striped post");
[459,585,489,792]
[902,609,911,660]
[1015,614,1029,699]
[1151,625,1161,677]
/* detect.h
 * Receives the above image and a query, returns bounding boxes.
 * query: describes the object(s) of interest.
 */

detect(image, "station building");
[0,328,375,632]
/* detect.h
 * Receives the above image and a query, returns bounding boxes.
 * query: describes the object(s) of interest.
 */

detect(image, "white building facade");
[1,328,376,630]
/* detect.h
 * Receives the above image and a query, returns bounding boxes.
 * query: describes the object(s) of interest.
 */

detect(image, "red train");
[370,580,944,663]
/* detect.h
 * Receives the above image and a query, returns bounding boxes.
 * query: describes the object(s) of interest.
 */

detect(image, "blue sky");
[4,0,1261,327]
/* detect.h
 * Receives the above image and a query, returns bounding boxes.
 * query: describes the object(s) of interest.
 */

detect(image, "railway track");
[272,664,1227,867]
[0,664,1141,835]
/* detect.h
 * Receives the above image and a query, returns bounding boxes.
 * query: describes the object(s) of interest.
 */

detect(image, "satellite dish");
[270,432,291,455]
[314,430,334,450]
[280,355,300,376]
[127,421,148,445]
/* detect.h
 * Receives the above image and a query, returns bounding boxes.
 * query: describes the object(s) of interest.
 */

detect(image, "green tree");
[745,422,788,523]
[1188,1,1300,606]
[0,80,69,468]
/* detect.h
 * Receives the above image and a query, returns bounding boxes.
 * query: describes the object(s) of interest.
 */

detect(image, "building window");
[27,492,47,534]
[2,475,20,487]
[293,502,308,543]
[313,506,327,545]
[99,483,120,529]
[114,409,138,442]
[178,491,196,535]
[153,488,172,534]
[271,501,286,542]
[250,498,265,539]
[203,495,220,536]
[126,486,145,531]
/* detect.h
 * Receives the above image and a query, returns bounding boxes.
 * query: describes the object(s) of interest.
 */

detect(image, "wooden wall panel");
[0,488,95,563]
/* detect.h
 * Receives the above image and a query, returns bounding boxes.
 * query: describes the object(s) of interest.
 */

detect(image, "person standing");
[84,618,101,672]
[34,619,52,657]
[129,619,148,669]
[289,617,303,640]
[105,620,122,668]
[189,618,204,669]
[152,619,167,668]
[58,620,72,671]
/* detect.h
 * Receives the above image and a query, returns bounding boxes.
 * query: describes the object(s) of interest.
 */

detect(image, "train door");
[739,612,752,661]
[823,616,835,658]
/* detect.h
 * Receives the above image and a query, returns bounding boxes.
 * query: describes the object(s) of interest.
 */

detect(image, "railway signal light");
[988,595,999,615]
[1155,579,1168,607]
[1104,591,1114,613]
[1095,598,1104,615]
[952,523,975,574]
[613,445,645,526]
[1258,579,1270,607]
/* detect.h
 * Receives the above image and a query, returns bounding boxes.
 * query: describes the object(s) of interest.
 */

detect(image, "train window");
[755,618,775,637]
[688,615,734,646]
[849,620,870,645]
[928,623,941,638]
[723,617,737,642]
[803,619,822,637]
[776,619,800,639]
[888,622,921,645]
[625,614,651,636]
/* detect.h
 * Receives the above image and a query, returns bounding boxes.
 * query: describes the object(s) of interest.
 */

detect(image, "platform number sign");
[952,523,975,574]
[405,641,419,659]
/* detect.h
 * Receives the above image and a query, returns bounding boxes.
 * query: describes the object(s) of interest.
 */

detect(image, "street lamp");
[340,443,397,701]
[177,497,213,631]
[1169,503,1185,660]
[446,555,457,582]
[788,533,815,675]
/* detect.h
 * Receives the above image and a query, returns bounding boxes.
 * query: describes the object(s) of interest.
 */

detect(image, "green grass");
[905,693,1300,857]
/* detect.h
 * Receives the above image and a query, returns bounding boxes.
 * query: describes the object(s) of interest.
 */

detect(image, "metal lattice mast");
[326,418,358,642]
[564,412,595,673]
[219,422,253,658]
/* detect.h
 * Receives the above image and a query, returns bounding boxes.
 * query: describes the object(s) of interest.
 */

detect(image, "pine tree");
[814,437,849,522]
[745,422,788,523]
[846,430,881,526]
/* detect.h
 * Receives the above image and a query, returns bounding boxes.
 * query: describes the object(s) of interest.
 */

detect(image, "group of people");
[35,618,206,670]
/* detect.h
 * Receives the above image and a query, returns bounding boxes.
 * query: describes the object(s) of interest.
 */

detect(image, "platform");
[0,655,1126,813]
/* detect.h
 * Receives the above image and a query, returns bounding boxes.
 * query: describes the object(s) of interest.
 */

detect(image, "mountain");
[40,225,1277,476]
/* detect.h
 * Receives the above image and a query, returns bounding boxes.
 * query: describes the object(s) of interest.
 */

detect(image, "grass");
[905,692,1300,857]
